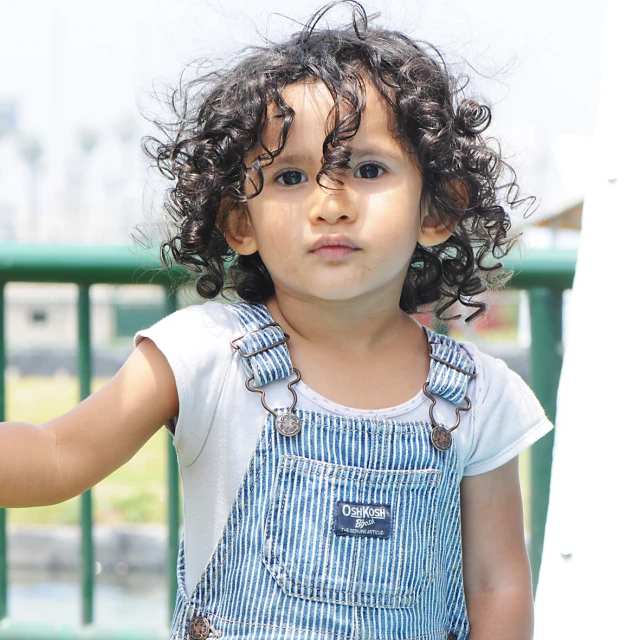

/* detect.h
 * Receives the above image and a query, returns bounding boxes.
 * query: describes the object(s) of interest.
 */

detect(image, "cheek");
[249,205,291,244]
[381,233,419,267]
[368,195,421,246]
[252,219,303,268]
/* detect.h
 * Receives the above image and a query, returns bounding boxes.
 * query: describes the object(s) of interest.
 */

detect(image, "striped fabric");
[169,304,472,640]
[229,303,294,386]
[424,331,475,405]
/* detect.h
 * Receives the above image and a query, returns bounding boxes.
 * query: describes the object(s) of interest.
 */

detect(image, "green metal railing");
[0,244,186,639]
[0,243,576,638]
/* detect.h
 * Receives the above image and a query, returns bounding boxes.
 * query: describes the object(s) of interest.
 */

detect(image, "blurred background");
[0,0,603,631]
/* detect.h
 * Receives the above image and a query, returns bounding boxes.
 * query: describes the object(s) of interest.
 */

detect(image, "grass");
[5,375,532,536]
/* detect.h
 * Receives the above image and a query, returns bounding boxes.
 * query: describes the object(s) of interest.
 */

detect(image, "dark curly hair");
[144,0,532,321]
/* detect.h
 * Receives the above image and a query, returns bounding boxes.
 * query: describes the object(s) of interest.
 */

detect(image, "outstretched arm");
[461,457,534,640]
[0,337,178,507]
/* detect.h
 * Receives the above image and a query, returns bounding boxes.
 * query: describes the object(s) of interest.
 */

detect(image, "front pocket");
[262,455,441,608]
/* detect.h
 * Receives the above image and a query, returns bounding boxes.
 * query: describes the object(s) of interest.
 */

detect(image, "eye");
[276,170,307,186]
[354,163,385,179]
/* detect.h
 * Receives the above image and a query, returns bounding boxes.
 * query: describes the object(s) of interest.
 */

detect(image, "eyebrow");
[262,152,309,169]
[349,146,403,162]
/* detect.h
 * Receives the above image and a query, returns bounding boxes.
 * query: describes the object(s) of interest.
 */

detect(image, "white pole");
[534,1,640,636]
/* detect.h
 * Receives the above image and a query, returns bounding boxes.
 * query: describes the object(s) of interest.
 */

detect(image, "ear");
[418,180,467,247]
[418,213,453,247]
[224,207,259,255]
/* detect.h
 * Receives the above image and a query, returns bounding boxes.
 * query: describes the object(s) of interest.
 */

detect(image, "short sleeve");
[133,301,234,467]
[462,345,554,476]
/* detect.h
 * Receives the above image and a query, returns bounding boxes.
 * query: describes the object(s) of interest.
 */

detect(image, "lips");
[310,235,360,252]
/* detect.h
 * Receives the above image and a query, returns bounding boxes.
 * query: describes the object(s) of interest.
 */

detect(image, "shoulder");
[133,300,236,349]
[457,340,553,477]
[461,342,519,399]
[462,341,540,415]
[132,299,240,397]
[133,301,239,465]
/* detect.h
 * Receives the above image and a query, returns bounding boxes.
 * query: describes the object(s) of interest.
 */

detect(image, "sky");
[0,0,608,244]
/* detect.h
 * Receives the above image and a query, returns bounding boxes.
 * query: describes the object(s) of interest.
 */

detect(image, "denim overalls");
[169,303,475,640]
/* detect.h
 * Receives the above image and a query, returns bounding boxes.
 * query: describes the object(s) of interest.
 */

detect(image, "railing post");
[78,284,94,624]
[528,288,563,596]
[165,286,180,626]
[0,282,6,620]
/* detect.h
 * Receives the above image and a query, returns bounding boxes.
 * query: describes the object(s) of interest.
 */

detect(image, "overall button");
[447,634,457,640]
[188,616,210,640]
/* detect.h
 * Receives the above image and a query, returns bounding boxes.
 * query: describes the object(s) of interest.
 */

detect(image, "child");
[1,3,552,639]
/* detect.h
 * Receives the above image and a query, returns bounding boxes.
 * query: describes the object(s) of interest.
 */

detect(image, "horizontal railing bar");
[505,248,577,290]
[0,243,576,289]
[0,620,167,639]
[0,244,187,286]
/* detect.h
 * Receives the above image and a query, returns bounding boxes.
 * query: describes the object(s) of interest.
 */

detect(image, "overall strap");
[228,303,294,387]
[424,328,475,405]
[228,303,475,404]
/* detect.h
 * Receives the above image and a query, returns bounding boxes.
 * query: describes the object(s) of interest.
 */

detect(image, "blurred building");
[3,284,168,377]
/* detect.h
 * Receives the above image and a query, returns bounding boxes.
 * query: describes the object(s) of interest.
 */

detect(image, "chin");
[312,287,381,304]
[277,275,393,304]
[283,287,364,304]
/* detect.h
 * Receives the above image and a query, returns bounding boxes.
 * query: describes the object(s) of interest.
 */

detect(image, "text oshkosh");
[341,504,386,519]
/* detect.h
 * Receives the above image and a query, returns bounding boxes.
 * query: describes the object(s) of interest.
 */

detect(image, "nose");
[310,183,357,225]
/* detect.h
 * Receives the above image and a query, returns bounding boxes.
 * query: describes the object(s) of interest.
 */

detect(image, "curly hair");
[144,0,532,321]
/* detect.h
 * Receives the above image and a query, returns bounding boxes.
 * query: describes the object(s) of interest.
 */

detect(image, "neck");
[265,290,414,354]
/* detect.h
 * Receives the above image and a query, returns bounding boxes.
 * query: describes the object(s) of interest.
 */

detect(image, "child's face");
[227,79,450,308]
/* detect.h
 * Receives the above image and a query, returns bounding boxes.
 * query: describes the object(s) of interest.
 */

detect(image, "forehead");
[256,78,404,161]
[282,78,395,130]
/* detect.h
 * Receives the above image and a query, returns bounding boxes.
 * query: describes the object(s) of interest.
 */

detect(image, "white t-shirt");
[134,301,553,595]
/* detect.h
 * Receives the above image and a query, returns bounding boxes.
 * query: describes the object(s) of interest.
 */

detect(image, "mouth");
[310,235,361,256]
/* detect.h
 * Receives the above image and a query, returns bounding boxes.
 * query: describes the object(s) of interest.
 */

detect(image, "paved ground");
[7,525,168,575]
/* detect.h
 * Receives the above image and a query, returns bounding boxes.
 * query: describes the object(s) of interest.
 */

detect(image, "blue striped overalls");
[169,303,475,640]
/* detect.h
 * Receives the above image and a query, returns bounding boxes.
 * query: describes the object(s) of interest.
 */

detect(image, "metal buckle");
[231,322,291,358]
[423,386,472,452]
[245,368,302,437]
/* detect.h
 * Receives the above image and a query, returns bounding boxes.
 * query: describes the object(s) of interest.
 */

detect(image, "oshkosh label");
[334,501,391,539]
